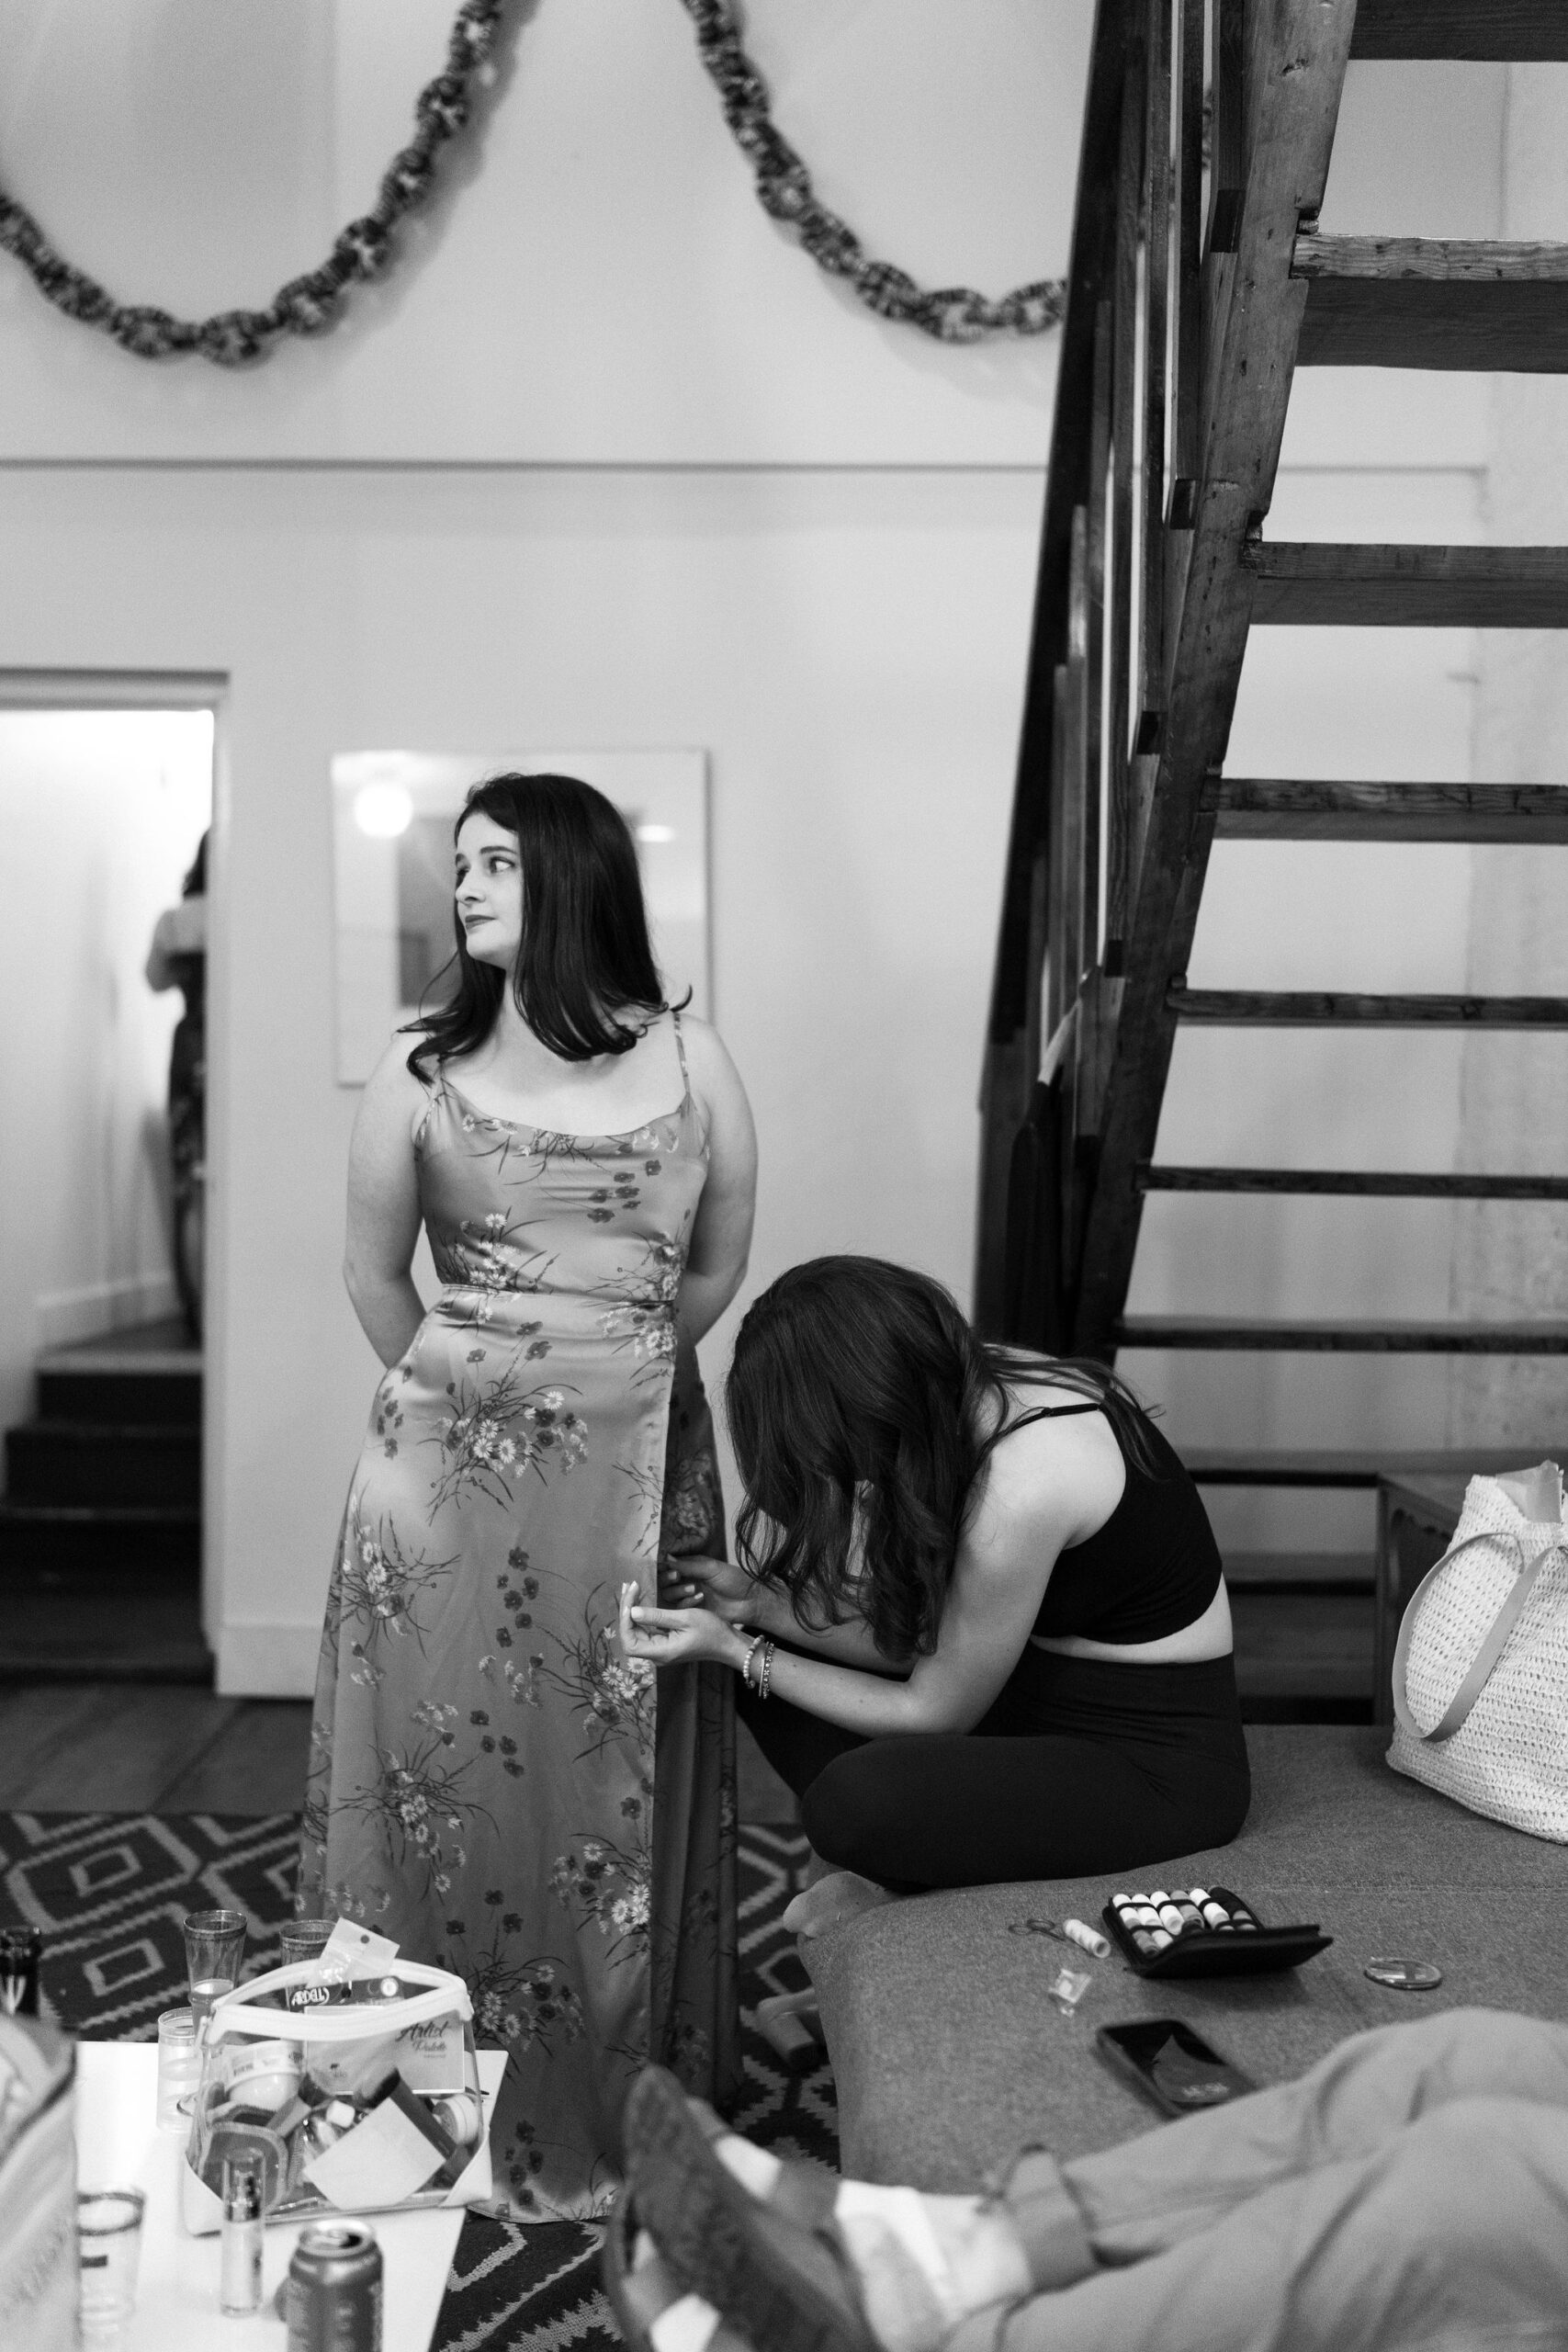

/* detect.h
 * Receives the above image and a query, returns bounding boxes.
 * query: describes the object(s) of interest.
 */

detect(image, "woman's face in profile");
[454,812,524,972]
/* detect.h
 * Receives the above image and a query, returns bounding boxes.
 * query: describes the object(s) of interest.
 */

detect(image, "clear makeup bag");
[181,1959,491,2233]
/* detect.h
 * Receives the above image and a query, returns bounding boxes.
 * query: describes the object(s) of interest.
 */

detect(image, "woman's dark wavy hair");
[728,1256,1165,1665]
[403,773,683,1076]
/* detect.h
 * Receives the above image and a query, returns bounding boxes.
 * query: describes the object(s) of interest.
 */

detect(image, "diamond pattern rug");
[0,1811,836,2349]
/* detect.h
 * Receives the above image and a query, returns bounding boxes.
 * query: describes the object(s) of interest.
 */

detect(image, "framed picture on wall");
[330,749,710,1085]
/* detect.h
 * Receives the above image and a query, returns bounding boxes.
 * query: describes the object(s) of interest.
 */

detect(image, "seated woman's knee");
[800,1749,908,1878]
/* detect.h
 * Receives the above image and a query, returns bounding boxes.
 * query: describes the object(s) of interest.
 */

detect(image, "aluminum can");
[285,2220,383,2352]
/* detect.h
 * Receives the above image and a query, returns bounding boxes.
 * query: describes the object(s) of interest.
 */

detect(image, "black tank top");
[977,1401,1223,1644]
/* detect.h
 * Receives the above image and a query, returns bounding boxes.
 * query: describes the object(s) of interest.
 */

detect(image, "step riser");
[1298,279,1568,375]
[0,1524,200,1584]
[1350,0,1568,62]
[38,1370,200,1428]
[1120,1326,1568,1353]
[1243,543,1568,629]
[1140,1168,1568,1200]
[6,1430,200,1509]
[1169,989,1568,1028]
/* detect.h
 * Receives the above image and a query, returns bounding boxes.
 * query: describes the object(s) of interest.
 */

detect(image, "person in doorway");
[297,772,757,2218]
[608,2007,1568,2352]
[619,1258,1248,1911]
[144,830,209,1341]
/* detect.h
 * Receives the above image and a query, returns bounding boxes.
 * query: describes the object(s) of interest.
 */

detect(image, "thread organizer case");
[1100,1884,1333,1979]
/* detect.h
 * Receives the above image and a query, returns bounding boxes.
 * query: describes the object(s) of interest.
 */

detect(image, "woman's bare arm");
[626,1441,1077,1733]
[344,1044,430,1366]
[675,1019,757,1350]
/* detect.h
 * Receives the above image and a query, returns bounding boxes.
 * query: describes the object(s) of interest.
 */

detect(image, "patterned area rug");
[0,1811,837,2349]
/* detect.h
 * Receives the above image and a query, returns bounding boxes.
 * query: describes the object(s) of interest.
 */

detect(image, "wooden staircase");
[976,0,1568,1703]
[0,1321,208,1680]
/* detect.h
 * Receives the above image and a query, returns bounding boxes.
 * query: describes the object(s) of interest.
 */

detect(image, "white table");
[74,2044,509,2352]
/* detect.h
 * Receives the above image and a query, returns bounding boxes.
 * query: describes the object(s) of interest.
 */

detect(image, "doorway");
[0,673,224,1678]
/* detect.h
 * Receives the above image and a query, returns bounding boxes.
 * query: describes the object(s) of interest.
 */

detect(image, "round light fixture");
[354,782,414,839]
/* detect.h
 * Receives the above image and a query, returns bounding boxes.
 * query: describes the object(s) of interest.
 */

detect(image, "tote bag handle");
[1391,1524,1565,1745]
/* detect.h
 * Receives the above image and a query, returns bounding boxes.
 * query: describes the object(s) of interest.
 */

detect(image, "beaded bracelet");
[742,1633,765,1691]
[759,1639,775,1701]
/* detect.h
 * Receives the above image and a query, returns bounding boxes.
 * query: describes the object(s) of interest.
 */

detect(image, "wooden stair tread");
[1186,1446,1560,1487]
[1139,1166,1568,1198]
[1168,988,1568,1025]
[10,1417,200,1442]
[1205,777,1568,842]
[1295,234,1568,371]
[1224,1551,1374,1592]
[0,1500,201,1527]
[1350,1,1568,62]
[1244,543,1568,628]
[1118,1317,1568,1352]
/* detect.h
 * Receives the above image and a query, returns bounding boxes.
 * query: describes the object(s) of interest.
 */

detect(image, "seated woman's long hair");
[403,771,683,1074]
[727,1257,1163,1665]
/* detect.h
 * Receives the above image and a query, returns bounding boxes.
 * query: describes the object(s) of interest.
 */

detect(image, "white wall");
[0,7,1534,1672]
[0,465,1040,1686]
[0,707,211,1426]
[0,0,1070,1687]
[0,0,1074,466]
[1449,63,1568,1451]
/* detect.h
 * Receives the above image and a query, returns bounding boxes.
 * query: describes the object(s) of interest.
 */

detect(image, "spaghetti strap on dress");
[298,1018,739,2217]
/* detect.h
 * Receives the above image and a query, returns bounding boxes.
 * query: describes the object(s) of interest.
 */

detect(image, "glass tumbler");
[183,1908,247,2024]
[0,1923,41,2016]
[155,2005,199,2130]
[279,1917,336,1969]
[77,2187,145,2345]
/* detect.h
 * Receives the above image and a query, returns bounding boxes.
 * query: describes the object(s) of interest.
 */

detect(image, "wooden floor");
[0,1685,313,1812]
[0,1682,799,1819]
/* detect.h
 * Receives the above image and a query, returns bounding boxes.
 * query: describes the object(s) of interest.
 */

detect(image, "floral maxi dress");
[298,1035,739,2217]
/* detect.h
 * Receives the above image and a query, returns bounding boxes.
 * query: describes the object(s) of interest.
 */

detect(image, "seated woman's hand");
[658,1552,760,1626]
[618,1582,742,1668]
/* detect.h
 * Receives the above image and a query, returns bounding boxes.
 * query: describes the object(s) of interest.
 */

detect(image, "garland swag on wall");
[0,0,507,367]
[680,0,1063,343]
[0,0,1064,368]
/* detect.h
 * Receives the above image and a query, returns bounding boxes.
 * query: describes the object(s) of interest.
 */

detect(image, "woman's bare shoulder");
[977,1389,1125,1550]
[358,1037,435,1139]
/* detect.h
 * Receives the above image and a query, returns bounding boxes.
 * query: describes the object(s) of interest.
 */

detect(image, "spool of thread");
[1148,1891,1170,1908]
[1175,1901,1204,1930]
[1157,1905,1186,1934]
[1131,1930,1157,1954]
[1148,1928,1173,1950]
[1201,1901,1230,1929]
[432,2094,483,2147]
[1063,1918,1111,1960]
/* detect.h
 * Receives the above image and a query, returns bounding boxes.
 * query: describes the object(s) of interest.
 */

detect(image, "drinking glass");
[279,1917,336,1969]
[77,2187,145,2345]
[183,1908,246,2023]
[155,2005,199,2129]
[0,1923,41,2016]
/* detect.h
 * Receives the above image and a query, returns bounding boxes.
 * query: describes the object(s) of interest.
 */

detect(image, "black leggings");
[738,1643,1251,1888]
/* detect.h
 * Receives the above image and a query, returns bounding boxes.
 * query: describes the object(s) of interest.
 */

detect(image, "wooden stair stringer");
[1069,0,1361,1362]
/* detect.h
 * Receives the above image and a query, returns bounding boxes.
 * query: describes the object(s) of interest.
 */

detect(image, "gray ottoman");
[806,1725,1568,2188]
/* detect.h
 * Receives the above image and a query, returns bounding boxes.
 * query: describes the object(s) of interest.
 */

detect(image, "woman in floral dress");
[298,773,756,2217]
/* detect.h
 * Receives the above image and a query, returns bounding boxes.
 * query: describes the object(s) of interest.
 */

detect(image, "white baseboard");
[216,1623,321,1698]
[36,1271,181,1351]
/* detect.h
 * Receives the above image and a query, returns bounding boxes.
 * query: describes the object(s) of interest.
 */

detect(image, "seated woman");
[618,1256,1248,1897]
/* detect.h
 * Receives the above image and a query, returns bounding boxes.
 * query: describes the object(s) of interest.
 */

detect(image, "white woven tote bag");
[1388,1461,1568,1841]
